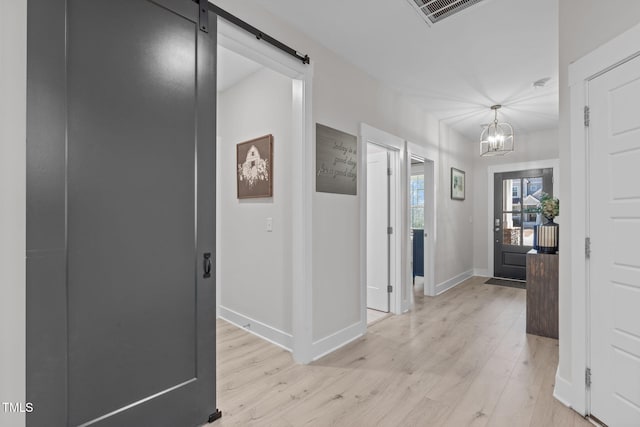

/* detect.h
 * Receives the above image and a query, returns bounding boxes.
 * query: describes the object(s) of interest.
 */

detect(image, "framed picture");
[237,134,273,199]
[315,123,358,195]
[451,167,465,200]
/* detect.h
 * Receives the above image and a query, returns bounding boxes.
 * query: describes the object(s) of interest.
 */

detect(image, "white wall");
[434,123,474,292]
[217,67,294,348]
[558,0,640,390]
[0,0,27,426]
[212,1,474,354]
[472,129,559,275]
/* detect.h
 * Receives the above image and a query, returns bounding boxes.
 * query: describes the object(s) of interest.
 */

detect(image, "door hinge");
[585,367,592,388]
[584,106,590,127]
[387,285,393,293]
[387,168,392,176]
[197,0,209,33]
[387,226,393,234]
[585,237,591,259]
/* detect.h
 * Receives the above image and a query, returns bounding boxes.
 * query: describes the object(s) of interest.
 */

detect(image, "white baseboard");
[435,269,473,295]
[219,306,293,352]
[311,320,365,361]
[473,268,490,277]
[553,368,574,409]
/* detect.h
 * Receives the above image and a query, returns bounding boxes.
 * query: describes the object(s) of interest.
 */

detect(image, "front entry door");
[26,1,217,425]
[589,53,640,426]
[367,149,390,312]
[494,169,552,280]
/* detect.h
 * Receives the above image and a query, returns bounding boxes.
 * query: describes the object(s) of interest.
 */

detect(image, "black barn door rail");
[198,0,310,65]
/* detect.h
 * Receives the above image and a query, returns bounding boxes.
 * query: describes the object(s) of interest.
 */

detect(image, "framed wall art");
[315,123,357,195]
[237,134,273,199]
[451,167,465,200]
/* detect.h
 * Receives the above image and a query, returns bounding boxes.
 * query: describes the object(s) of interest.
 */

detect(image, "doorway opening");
[410,157,426,294]
[215,19,314,363]
[216,45,295,347]
[405,142,437,298]
[361,124,404,322]
[493,168,553,280]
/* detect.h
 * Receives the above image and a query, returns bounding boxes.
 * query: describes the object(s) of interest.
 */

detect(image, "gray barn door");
[26,1,217,426]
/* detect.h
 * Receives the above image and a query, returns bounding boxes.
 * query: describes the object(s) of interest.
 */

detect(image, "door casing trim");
[360,124,405,320]
[486,159,560,279]
[566,20,640,417]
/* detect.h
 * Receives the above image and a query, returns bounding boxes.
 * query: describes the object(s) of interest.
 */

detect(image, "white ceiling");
[252,0,559,142]
[217,45,264,92]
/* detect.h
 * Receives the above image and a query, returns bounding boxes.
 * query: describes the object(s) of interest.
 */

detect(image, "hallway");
[215,277,590,426]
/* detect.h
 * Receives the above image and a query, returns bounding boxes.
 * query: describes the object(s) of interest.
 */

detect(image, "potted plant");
[538,193,559,222]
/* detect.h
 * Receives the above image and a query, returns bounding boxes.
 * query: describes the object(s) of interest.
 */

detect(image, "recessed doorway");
[215,18,314,363]
[405,141,436,299]
[410,156,426,292]
[493,168,553,280]
[361,124,404,319]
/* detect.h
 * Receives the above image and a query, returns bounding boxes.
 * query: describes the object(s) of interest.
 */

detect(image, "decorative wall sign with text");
[316,123,357,195]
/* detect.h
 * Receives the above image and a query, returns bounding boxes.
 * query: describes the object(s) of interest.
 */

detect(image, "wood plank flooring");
[214,276,590,426]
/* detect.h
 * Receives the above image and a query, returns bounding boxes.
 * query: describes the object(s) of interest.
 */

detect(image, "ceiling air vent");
[407,0,486,25]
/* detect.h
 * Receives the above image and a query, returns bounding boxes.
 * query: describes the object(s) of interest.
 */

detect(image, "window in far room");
[410,174,424,229]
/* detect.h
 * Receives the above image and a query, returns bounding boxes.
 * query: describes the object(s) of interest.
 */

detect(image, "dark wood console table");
[526,249,558,339]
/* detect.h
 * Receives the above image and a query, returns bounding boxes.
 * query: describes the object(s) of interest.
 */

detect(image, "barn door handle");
[203,253,212,278]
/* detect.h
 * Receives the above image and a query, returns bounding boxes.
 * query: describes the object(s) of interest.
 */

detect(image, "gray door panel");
[66,2,197,422]
[25,254,67,427]
[25,0,66,252]
[27,0,217,425]
[26,0,70,424]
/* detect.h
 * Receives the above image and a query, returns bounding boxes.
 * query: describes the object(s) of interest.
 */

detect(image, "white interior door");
[589,54,640,426]
[367,149,390,312]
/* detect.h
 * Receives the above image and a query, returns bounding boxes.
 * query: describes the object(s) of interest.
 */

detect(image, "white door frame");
[216,19,315,363]
[486,159,560,278]
[0,1,27,423]
[360,124,405,318]
[406,142,437,299]
[565,21,640,416]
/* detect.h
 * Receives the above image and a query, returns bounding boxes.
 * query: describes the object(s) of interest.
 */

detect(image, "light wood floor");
[215,276,590,426]
[367,308,391,325]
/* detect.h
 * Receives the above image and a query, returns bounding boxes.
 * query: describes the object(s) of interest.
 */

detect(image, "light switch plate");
[266,217,273,232]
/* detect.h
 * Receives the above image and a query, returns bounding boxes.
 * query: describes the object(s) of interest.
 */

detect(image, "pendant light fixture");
[480,105,514,156]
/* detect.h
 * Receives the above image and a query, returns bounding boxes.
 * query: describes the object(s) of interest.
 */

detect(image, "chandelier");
[480,105,514,156]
